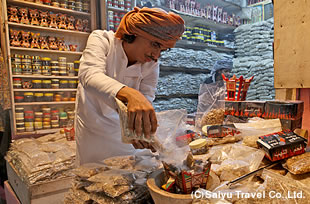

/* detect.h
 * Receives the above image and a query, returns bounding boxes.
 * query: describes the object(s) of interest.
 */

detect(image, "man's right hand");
[116,86,158,139]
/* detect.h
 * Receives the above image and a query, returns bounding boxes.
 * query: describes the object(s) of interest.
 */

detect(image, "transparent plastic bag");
[282,152,310,175]
[209,144,265,182]
[196,83,226,128]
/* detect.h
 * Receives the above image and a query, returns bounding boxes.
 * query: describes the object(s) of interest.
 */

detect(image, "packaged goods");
[201,108,225,126]
[202,124,240,138]
[283,152,310,174]
[189,139,208,155]
[264,100,304,120]
[257,130,307,162]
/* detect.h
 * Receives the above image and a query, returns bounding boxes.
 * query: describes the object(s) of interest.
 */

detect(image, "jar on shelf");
[52,0,60,7]
[59,113,68,127]
[16,122,25,129]
[32,65,42,75]
[35,111,43,119]
[51,109,59,120]
[22,65,32,75]
[16,118,24,123]
[13,78,22,89]
[12,64,22,75]
[14,96,24,103]
[52,123,60,128]
[189,139,208,155]
[34,92,44,102]
[54,93,62,101]
[51,119,59,126]
[67,63,74,76]
[69,92,76,101]
[59,70,67,76]
[68,80,76,88]
[42,66,51,76]
[58,56,67,63]
[24,110,34,118]
[43,111,51,118]
[60,80,68,88]
[42,107,51,114]
[43,121,51,129]
[43,117,51,123]
[82,0,90,12]
[24,92,34,102]
[21,55,31,64]
[74,60,80,75]
[16,127,25,133]
[31,55,41,64]
[44,93,54,102]
[15,107,24,114]
[34,121,43,130]
[15,108,24,118]
[67,110,75,119]
[42,80,52,89]
[61,92,70,101]
[32,80,42,89]
[51,79,60,89]
[60,1,68,8]
[11,54,21,64]
[68,0,75,10]
[43,0,52,5]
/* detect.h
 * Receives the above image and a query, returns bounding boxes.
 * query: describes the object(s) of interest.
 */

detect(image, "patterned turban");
[115,7,185,48]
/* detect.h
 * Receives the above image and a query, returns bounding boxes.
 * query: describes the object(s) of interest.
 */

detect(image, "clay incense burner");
[19,7,30,24]
[82,19,90,32]
[31,32,40,49]
[8,6,19,23]
[39,36,49,49]
[29,9,40,26]
[49,13,58,28]
[40,11,49,27]
[10,29,21,47]
[67,16,75,30]
[21,31,31,48]
[48,36,58,50]
[58,13,67,29]
[57,37,67,51]
[75,18,83,31]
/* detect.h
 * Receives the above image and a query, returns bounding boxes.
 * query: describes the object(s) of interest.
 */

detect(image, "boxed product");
[257,130,307,162]
[162,159,211,194]
[224,101,240,116]
[202,124,240,138]
[280,118,302,131]
[264,100,304,120]
[239,101,265,118]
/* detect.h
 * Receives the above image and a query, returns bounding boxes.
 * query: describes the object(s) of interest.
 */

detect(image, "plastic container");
[54,93,62,101]
[13,78,22,89]
[44,93,54,102]
[51,109,59,120]
[15,107,24,113]
[60,80,68,88]
[22,65,32,75]
[32,80,42,89]
[59,70,67,76]
[12,64,22,75]
[42,107,51,114]
[32,65,42,75]
[68,80,76,88]
[34,121,43,130]
[42,80,52,89]
[14,96,24,103]
[189,139,208,155]
[34,92,44,102]
[35,112,43,119]
[16,118,24,123]
[15,112,24,118]
[58,57,67,63]
[16,122,25,128]
[24,92,34,102]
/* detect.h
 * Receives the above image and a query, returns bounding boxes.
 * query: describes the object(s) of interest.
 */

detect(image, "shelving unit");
[175,40,234,53]
[8,22,90,36]
[2,0,98,138]
[10,47,83,55]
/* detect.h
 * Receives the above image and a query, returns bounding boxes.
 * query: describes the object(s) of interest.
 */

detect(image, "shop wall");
[232,18,275,100]
[299,89,310,133]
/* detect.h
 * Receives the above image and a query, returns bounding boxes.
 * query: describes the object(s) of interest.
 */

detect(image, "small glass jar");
[60,116,68,128]
[51,109,59,120]
[43,122,51,129]
[34,92,44,102]
[32,65,42,75]
[189,139,208,155]
[22,65,32,75]
[43,117,51,122]
[14,96,24,103]
[68,80,76,88]
[58,56,67,63]
[34,121,43,130]
[51,79,60,89]
[13,78,22,89]
[43,112,51,118]
[42,80,52,89]
[35,112,43,119]
[42,66,51,76]
[59,70,67,76]
[43,0,51,5]
[60,80,68,88]
[15,107,24,113]
[44,93,54,102]
[24,92,34,102]
[32,80,42,89]
[24,110,34,117]
[16,118,24,123]
[54,93,62,101]
[15,111,24,118]
[51,66,59,76]
[12,64,22,75]
[16,122,25,129]
[42,107,51,114]
[67,111,75,119]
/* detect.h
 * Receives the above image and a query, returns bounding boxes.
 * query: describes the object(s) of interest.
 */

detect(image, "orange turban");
[115,7,185,48]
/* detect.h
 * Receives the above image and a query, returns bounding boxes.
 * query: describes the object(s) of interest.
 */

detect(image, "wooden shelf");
[175,40,234,53]
[7,22,90,36]
[7,0,91,17]
[171,9,237,33]
[15,101,75,106]
[155,94,198,99]
[107,6,130,12]
[10,47,83,55]
[160,65,211,74]
[12,75,78,79]
[14,89,77,92]
[15,128,62,136]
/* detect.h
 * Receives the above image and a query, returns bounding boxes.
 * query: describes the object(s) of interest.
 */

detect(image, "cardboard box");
[257,130,307,162]
[280,118,302,131]
[203,124,240,138]
[264,100,304,120]
[224,101,240,116]
[239,101,265,118]
[6,161,72,204]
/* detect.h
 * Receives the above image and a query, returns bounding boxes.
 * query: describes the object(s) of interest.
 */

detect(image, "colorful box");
[264,100,304,120]
[203,124,240,138]
[257,130,307,162]
[239,101,265,118]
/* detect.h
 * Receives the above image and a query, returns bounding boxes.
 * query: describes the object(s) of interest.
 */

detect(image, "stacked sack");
[155,48,233,113]
[232,18,275,101]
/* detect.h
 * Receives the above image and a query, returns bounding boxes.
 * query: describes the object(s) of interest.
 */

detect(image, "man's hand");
[131,139,156,152]
[116,86,158,139]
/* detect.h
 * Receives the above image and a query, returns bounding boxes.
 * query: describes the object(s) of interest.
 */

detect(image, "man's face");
[131,36,169,63]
